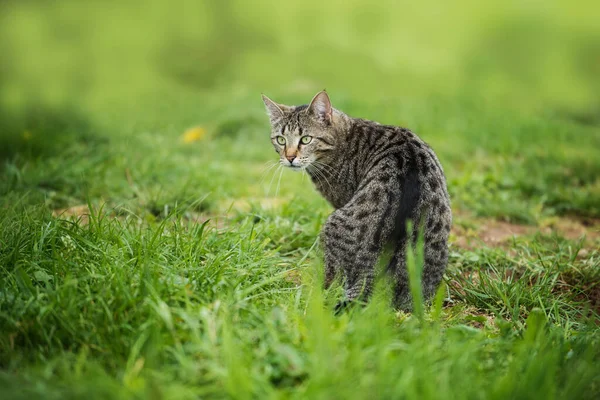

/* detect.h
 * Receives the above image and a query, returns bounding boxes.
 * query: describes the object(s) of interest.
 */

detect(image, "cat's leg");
[390,242,411,311]
[391,204,451,311]
[324,208,378,314]
[321,233,338,290]
[421,202,451,302]
[323,167,400,311]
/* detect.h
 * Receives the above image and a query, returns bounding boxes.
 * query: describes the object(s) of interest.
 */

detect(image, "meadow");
[0,1,599,398]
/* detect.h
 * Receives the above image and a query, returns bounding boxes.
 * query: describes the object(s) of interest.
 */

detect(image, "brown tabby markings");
[262,91,452,312]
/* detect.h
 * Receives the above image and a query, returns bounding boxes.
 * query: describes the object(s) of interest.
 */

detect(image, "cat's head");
[262,91,336,170]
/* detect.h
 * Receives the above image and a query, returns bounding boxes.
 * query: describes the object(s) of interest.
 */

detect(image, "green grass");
[1,202,599,399]
[1,0,600,398]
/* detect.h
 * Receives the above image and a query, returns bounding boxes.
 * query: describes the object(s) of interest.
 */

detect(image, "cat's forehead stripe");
[279,106,308,136]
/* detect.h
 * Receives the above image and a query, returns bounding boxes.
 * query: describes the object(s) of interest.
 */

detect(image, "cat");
[262,91,452,312]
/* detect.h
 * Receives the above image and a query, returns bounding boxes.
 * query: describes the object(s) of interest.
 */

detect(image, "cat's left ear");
[308,90,332,124]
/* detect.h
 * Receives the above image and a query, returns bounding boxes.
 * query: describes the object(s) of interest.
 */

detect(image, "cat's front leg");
[323,263,336,290]
[321,218,339,290]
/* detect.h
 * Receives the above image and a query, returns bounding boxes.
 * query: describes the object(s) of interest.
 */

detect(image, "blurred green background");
[1,0,599,219]
[2,0,599,108]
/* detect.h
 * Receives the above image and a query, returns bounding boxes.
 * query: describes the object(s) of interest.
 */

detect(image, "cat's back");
[349,117,451,234]
[348,118,444,180]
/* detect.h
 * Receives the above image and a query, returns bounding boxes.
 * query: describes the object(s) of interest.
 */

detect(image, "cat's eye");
[300,136,312,145]
[276,136,286,145]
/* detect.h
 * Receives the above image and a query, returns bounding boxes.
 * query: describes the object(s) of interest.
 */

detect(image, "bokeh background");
[2,0,600,106]
[1,0,599,220]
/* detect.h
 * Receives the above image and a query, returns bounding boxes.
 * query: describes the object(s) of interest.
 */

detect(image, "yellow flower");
[182,126,206,143]
[23,131,32,141]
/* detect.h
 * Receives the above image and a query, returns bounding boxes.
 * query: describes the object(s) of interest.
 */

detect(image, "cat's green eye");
[276,136,286,145]
[300,136,312,145]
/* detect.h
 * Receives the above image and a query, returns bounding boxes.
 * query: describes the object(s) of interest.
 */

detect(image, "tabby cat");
[262,91,452,312]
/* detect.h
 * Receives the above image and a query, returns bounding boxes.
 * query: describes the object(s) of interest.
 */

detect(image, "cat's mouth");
[281,158,307,171]
[282,162,305,171]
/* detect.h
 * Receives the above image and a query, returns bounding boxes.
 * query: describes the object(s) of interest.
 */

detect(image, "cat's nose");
[286,155,296,163]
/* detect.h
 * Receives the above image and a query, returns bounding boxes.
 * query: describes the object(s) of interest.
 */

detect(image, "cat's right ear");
[308,91,332,124]
[262,94,286,124]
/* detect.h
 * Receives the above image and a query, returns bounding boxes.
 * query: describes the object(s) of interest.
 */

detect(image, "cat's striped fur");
[262,91,451,312]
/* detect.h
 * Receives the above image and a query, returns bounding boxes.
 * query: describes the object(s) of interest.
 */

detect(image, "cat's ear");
[262,94,287,124]
[308,90,332,124]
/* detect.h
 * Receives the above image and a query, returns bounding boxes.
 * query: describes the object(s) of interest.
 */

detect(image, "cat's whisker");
[275,165,284,197]
[266,164,282,196]
[263,161,280,173]
[310,161,336,181]
[258,161,280,186]
[259,165,280,195]
[310,163,334,193]
[312,160,335,174]
[258,160,278,176]
[260,159,275,168]
[259,159,278,171]
[310,167,332,196]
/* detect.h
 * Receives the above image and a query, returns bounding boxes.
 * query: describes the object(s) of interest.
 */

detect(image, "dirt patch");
[452,214,600,250]
[452,220,535,249]
[541,217,600,241]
